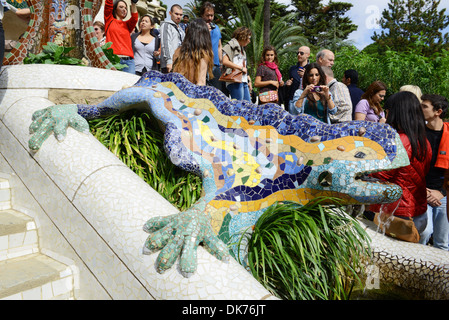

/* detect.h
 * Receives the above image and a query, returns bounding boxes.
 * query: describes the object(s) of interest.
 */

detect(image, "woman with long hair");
[354,80,387,123]
[172,18,213,86]
[369,91,431,234]
[104,0,138,74]
[132,14,161,75]
[254,46,284,105]
[222,26,252,101]
[291,62,336,123]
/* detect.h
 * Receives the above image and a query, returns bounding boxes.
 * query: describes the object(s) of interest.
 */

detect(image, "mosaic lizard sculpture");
[28,71,410,277]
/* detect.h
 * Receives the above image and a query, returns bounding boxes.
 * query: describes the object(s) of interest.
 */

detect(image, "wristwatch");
[131,0,139,3]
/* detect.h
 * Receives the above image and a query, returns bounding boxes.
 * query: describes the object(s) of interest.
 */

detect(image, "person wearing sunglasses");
[285,46,310,114]
[354,80,387,123]
[93,21,106,46]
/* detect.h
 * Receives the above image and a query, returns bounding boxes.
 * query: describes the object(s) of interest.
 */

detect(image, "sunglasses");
[297,51,305,55]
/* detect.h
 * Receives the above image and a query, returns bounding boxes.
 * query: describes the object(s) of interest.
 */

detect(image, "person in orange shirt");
[420,94,449,250]
[104,0,138,73]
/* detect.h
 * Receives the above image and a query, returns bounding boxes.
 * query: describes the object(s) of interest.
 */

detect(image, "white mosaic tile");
[73,164,271,299]
[0,89,48,120]
[0,65,139,92]
[2,96,128,201]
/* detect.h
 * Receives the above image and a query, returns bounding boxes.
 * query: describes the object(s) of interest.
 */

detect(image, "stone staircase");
[0,178,75,300]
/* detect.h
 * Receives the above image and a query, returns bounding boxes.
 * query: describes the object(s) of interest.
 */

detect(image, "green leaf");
[42,42,59,54]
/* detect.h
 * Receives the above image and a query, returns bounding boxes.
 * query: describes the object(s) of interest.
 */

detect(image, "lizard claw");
[28,104,89,150]
[142,204,230,276]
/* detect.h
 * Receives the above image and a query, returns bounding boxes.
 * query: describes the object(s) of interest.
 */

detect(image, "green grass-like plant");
[245,198,371,300]
[88,110,202,211]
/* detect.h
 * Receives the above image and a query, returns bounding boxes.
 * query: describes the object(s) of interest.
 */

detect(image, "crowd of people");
[97,1,449,252]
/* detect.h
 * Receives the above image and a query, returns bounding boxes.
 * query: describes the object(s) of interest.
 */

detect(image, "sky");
[160,0,449,50]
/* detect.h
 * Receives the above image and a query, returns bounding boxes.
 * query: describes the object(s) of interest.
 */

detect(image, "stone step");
[0,209,38,261]
[0,253,74,300]
[0,178,10,210]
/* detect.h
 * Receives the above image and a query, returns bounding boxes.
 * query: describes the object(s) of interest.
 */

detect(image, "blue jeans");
[120,58,135,74]
[420,196,449,250]
[227,82,251,102]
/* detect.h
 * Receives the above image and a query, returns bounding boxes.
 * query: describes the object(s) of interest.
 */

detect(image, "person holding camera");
[291,62,336,124]
[200,2,223,91]
[104,0,139,74]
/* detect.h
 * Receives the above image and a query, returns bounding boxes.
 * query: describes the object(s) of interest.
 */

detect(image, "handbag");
[259,90,279,103]
[219,60,245,83]
[219,68,243,83]
[373,212,420,243]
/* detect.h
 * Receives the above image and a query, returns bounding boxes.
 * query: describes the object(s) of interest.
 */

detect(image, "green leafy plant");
[88,110,202,211]
[24,42,85,66]
[244,198,371,300]
[101,42,127,71]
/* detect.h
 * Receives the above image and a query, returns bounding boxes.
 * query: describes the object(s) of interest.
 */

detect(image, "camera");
[311,86,322,92]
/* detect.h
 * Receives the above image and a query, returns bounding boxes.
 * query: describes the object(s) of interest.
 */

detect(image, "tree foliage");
[182,0,290,26]
[371,0,449,56]
[332,44,449,100]
[290,0,357,50]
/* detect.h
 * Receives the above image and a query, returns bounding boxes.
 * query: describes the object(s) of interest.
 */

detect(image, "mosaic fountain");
[0,0,448,300]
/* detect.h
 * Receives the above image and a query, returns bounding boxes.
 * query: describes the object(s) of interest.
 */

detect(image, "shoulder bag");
[259,90,279,104]
[219,68,243,83]
[374,212,420,243]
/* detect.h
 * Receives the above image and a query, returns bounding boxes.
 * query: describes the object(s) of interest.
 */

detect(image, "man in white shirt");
[322,66,352,123]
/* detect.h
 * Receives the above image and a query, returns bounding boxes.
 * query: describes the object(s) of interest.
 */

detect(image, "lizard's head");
[295,119,408,204]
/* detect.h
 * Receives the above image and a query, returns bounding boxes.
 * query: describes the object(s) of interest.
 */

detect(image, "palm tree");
[221,1,308,79]
[263,0,270,46]
[182,0,200,19]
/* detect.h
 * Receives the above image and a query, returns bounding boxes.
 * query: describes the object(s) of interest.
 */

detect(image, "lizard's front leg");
[143,197,230,278]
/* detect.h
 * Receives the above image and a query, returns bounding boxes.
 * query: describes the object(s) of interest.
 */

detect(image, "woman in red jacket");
[370,91,431,234]
[104,0,139,73]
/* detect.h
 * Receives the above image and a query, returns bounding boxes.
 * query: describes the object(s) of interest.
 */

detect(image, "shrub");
[24,42,85,66]
[333,45,449,98]
[244,198,371,300]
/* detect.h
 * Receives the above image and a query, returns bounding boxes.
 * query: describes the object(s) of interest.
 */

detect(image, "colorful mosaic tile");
[28,71,410,277]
